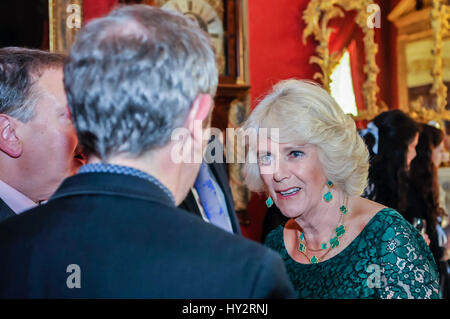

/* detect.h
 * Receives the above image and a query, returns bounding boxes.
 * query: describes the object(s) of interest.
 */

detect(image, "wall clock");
[156,0,226,75]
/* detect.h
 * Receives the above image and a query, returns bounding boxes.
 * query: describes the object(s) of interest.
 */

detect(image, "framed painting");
[49,0,83,53]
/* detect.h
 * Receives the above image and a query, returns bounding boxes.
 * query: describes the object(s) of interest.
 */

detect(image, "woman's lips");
[276,187,300,200]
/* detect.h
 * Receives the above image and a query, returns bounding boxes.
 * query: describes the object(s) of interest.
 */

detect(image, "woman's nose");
[273,164,290,182]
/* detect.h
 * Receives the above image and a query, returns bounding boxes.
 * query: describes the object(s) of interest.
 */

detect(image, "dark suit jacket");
[179,161,241,235]
[0,198,15,224]
[0,172,295,298]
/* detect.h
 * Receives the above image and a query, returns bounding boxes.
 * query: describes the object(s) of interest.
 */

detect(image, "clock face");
[160,0,225,74]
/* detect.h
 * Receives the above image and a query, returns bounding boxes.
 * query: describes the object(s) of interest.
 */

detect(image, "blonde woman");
[241,79,440,299]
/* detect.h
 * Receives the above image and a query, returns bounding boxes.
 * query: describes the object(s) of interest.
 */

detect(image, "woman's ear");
[0,115,23,158]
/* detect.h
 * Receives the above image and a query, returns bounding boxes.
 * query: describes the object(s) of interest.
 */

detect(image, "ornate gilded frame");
[49,0,83,53]
[302,0,385,120]
[408,0,450,124]
[389,0,450,125]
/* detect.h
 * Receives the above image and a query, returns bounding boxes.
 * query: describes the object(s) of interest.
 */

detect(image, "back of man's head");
[0,47,65,122]
[64,5,218,161]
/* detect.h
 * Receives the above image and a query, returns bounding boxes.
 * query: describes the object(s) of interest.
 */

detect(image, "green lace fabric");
[265,208,441,299]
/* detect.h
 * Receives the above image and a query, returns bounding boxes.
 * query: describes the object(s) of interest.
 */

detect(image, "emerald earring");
[323,180,333,202]
[265,196,273,208]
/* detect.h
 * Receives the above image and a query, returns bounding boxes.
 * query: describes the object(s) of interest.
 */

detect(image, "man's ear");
[186,93,213,134]
[0,114,23,158]
[187,93,213,124]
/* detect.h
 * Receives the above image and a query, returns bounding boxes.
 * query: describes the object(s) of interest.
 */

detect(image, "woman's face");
[258,139,328,218]
[406,133,419,170]
[432,141,445,168]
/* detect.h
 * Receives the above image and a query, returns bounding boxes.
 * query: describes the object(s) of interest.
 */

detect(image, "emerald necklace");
[298,197,348,264]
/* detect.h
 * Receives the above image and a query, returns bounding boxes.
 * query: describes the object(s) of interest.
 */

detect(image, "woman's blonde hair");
[241,79,369,196]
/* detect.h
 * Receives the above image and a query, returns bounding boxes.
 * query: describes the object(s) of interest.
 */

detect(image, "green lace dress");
[265,208,441,299]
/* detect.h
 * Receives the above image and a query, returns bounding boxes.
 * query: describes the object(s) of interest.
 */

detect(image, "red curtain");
[325,0,395,118]
[348,30,366,115]
[327,10,366,113]
[83,0,119,25]
[328,11,358,54]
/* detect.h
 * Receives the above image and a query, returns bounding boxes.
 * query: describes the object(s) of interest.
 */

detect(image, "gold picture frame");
[49,0,83,53]
[389,0,450,125]
[302,0,384,120]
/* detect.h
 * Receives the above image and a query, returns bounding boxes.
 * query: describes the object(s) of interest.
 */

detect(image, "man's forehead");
[35,67,67,107]
[35,68,64,91]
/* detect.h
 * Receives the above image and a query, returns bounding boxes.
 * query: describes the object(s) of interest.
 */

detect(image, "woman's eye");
[289,150,304,158]
[259,154,272,165]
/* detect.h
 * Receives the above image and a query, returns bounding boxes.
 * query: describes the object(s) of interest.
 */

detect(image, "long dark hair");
[409,124,444,229]
[366,110,419,212]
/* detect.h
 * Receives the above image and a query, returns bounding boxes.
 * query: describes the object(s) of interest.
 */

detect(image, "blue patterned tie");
[194,163,233,233]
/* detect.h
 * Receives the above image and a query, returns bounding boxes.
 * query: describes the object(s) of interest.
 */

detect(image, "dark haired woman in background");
[405,123,449,298]
[362,110,419,213]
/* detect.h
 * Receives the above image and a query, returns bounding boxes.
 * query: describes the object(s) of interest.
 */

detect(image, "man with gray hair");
[0,48,83,223]
[0,5,295,298]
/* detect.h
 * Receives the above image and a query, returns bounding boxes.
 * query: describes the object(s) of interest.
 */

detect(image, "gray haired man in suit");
[0,5,295,298]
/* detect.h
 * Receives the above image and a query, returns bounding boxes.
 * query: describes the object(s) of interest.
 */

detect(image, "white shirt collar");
[0,179,37,214]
